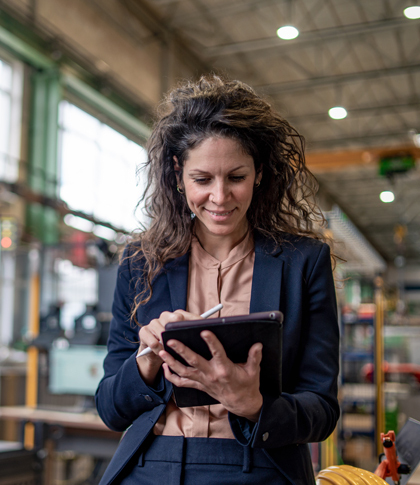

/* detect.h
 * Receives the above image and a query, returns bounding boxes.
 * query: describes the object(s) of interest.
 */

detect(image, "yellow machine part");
[317,465,388,485]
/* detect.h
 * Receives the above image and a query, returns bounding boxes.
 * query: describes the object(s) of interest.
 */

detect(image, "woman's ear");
[256,170,263,185]
[173,156,182,184]
[173,156,181,172]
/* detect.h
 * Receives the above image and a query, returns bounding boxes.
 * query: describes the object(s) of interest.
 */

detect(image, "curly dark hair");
[130,75,328,317]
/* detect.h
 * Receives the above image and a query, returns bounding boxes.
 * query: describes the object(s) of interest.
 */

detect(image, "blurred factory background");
[0,0,420,483]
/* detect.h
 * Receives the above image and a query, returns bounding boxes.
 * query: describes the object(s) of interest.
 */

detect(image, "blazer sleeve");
[95,247,167,432]
[229,242,340,448]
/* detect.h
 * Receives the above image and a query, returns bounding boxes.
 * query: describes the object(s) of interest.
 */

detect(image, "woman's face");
[179,137,260,244]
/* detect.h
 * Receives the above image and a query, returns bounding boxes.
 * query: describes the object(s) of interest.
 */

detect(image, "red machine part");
[362,361,420,384]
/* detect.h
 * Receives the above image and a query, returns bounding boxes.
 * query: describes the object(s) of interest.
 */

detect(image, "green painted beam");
[62,75,151,141]
[0,25,53,69]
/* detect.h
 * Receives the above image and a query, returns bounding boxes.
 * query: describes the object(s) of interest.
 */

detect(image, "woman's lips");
[206,209,235,216]
[204,208,236,219]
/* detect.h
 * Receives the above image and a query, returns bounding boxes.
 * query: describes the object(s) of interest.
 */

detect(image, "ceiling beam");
[205,16,420,58]
[307,132,418,151]
[171,0,280,27]
[287,99,420,124]
[256,62,420,94]
[190,0,270,86]
[306,145,420,172]
[120,0,211,74]
[360,223,420,235]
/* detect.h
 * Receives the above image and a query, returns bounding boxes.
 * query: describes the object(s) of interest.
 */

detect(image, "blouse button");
[262,432,269,442]
[144,395,153,402]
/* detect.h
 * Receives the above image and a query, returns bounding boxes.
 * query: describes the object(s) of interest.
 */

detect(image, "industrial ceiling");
[2,0,420,269]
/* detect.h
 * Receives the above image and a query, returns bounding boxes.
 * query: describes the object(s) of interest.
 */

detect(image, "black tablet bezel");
[162,311,283,407]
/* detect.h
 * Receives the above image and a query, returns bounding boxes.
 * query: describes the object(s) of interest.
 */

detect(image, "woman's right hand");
[137,310,201,385]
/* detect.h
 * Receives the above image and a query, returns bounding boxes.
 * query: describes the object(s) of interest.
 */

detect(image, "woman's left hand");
[159,331,263,422]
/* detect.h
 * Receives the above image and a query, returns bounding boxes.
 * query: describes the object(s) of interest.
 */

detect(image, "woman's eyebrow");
[188,165,250,174]
[229,165,250,172]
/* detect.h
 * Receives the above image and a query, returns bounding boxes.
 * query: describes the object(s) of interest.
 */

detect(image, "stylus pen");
[137,303,223,357]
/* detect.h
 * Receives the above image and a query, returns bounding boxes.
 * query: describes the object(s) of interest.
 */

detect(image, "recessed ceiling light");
[276,25,299,40]
[328,106,348,120]
[404,6,420,19]
[379,191,395,203]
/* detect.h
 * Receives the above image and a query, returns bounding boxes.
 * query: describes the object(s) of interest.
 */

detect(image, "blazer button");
[262,432,269,442]
[144,395,153,402]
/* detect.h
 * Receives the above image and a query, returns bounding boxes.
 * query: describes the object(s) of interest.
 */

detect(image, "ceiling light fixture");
[379,191,395,203]
[277,25,299,40]
[409,129,420,147]
[404,6,420,19]
[328,106,348,120]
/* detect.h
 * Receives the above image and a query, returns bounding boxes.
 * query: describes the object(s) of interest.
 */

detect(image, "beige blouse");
[153,231,255,438]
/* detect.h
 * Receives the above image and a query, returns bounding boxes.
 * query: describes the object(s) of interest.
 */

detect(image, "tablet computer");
[162,311,283,407]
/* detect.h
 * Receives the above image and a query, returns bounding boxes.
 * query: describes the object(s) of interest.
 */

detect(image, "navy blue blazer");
[96,232,340,485]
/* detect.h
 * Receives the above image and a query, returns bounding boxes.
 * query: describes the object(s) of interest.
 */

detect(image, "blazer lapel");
[250,235,283,313]
[163,235,283,313]
[165,252,189,311]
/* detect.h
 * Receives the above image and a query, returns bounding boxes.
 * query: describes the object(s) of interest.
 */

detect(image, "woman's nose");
[210,180,230,205]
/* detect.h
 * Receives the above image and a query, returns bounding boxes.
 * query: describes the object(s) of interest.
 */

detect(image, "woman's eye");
[230,176,246,182]
[192,175,246,184]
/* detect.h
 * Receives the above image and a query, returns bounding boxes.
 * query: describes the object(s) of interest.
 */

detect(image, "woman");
[96,76,340,485]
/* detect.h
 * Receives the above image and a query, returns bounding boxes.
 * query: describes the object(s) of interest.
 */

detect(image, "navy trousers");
[117,436,287,484]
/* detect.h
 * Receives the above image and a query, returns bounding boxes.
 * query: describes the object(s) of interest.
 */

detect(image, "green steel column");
[26,69,61,244]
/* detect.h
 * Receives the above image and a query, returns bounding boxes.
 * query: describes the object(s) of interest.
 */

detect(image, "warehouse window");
[58,101,148,232]
[0,55,23,183]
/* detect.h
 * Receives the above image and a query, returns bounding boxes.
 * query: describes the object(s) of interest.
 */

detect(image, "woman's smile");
[205,208,236,218]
